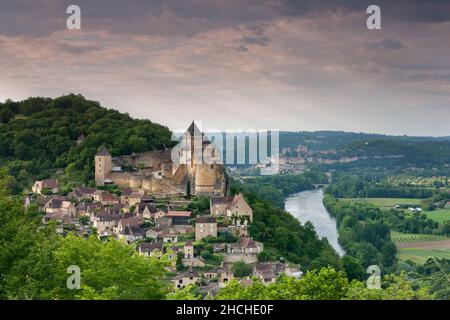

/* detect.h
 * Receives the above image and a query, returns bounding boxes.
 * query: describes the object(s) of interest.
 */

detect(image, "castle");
[95,122,226,196]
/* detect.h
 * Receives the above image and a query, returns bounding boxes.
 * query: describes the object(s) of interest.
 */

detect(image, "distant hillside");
[0,94,173,191]
[280,131,450,151]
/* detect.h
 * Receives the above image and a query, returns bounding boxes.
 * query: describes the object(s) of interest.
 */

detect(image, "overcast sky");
[1,0,449,136]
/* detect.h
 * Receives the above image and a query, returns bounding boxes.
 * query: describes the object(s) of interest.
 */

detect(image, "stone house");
[68,187,97,202]
[118,225,146,243]
[100,192,120,205]
[134,203,158,220]
[138,242,164,258]
[44,199,76,217]
[146,228,164,240]
[121,188,145,207]
[166,210,192,225]
[224,237,264,264]
[173,268,199,289]
[210,193,253,222]
[195,215,217,241]
[92,211,121,234]
[184,242,194,259]
[32,179,59,195]
[157,232,178,243]
[218,269,234,288]
[114,216,142,235]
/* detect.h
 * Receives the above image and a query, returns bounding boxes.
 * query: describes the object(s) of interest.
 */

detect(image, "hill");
[0,94,173,192]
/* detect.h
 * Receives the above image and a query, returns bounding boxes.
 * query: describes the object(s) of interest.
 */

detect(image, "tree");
[342,256,366,281]
[186,180,191,200]
[232,261,253,278]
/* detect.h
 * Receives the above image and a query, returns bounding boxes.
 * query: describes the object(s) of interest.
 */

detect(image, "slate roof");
[96,145,111,156]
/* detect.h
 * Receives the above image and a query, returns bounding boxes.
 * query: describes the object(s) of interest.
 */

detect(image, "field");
[392,231,450,264]
[396,248,450,264]
[340,198,422,208]
[391,231,448,244]
[340,197,450,224]
[425,209,450,224]
[387,175,449,188]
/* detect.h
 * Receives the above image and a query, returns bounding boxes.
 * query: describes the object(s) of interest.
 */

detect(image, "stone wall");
[223,253,258,264]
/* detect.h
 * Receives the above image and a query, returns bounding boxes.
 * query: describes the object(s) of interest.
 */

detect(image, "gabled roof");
[166,210,192,217]
[239,237,258,248]
[123,225,145,236]
[119,216,142,227]
[196,215,217,224]
[211,196,234,206]
[45,198,63,209]
[74,187,96,196]
[101,192,118,202]
[39,179,59,189]
[139,242,163,253]
[137,203,158,214]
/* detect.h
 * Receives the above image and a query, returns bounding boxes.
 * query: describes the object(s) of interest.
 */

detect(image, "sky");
[0,0,449,136]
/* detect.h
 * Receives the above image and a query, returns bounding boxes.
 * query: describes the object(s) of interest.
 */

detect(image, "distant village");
[25,122,301,297]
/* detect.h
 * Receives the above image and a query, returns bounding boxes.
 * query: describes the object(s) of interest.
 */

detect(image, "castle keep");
[95,122,226,196]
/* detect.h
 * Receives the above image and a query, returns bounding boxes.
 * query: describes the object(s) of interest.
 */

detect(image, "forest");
[0,94,174,193]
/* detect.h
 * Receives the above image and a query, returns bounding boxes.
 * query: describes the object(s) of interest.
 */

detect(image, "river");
[285,189,345,256]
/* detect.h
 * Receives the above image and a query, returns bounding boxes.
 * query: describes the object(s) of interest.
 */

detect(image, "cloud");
[368,37,407,50]
[1,1,450,135]
[242,35,270,46]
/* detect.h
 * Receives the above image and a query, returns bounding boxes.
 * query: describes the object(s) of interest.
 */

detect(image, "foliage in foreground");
[173,267,432,300]
[0,178,169,299]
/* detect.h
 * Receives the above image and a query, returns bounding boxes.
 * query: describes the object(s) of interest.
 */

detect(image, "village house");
[44,198,76,217]
[42,211,72,225]
[203,270,218,280]
[92,211,121,234]
[157,232,178,243]
[155,215,172,229]
[173,268,199,290]
[32,179,59,195]
[168,245,184,256]
[146,227,164,240]
[165,210,192,225]
[118,224,146,243]
[224,237,264,264]
[134,202,158,220]
[114,216,143,235]
[100,192,120,206]
[92,190,103,202]
[210,193,253,222]
[138,242,164,258]
[75,202,88,216]
[67,186,97,202]
[181,241,206,267]
[121,188,145,207]
[195,215,217,241]
[218,269,234,288]
[184,242,194,259]
[252,262,301,284]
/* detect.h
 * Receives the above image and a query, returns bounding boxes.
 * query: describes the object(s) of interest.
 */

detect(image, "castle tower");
[95,146,112,185]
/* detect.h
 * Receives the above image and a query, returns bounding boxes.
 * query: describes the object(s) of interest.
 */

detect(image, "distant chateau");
[95,122,226,196]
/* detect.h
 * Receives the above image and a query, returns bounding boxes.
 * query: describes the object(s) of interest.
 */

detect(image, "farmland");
[425,209,450,224]
[392,231,450,264]
[339,197,421,208]
[391,231,448,244]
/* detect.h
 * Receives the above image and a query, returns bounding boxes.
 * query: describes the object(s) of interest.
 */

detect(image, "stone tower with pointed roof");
[172,121,224,195]
[95,146,112,185]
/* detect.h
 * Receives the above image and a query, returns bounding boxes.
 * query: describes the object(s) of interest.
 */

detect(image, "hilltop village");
[26,122,300,296]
